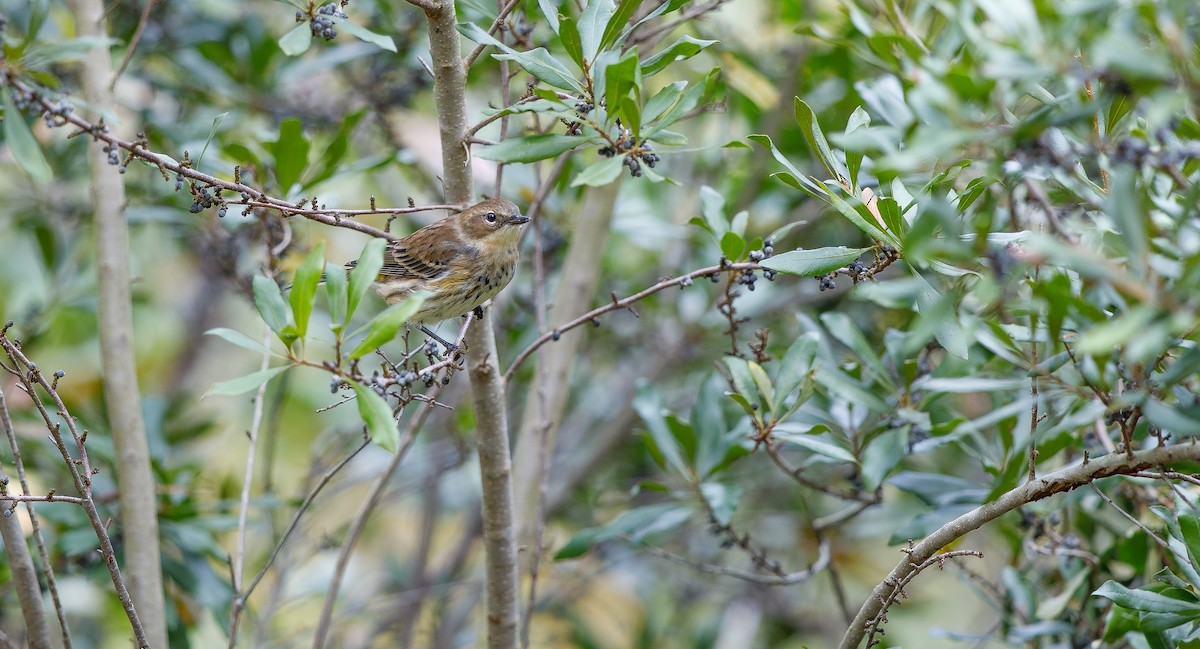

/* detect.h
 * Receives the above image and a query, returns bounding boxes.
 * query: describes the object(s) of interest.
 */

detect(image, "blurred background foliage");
[2,0,1200,647]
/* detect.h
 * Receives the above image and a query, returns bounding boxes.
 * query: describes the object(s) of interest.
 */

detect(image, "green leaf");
[351,382,399,452]
[537,0,560,33]
[2,86,52,183]
[599,0,641,51]
[700,482,742,525]
[747,134,825,197]
[205,365,291,398]
[825,190,901,249]
[642,81,685,123]
[578,0,616,61]
[604,49,640,120]
[325,263,348,332]
[774,333,818,400]
[348,293,429,359]
[267,117,311,193]
[336,18,397,52]
[347,238,386,323]
[747,361,776,415]
[633,383,690,476]
[1094,581,1200,615]
[204,328,273,356]
[815,365,890,413]
[290,242,325,340]
[278,23,313,56]
[559,15,585,71]
[641,36,718,76]
[821,312,892,389]
[760,246,869,276]
[619,95,641,138]
[719,231,745,260]
[860,426,906,491]
[569,155,624,187]
[477,134,585,163]
[306,110,366,188]
[1076,306,1156,355]
[773,423,855,463]
[554,504,691,560]
[795,98,848,184]
[699,185,728,236]
[253,275,291,339]
[493,48,585,93]
[19,36,113,69]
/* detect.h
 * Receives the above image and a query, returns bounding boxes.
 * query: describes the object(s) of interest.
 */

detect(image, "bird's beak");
[512,215,531,224]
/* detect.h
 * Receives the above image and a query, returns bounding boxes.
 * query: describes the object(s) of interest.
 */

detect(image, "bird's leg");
[419,325,459,353]
[473,306,485,319]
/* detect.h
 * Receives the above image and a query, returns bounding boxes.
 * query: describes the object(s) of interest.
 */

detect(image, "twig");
[1,334,150,648]
[463,0,524,69]
[311,385,444,648]
[839,443,1200,649]
[630,536,831,585]
[109,0,158,89]
[504,262,762,382]
[1088,481,1185,562]
[227,324,274,648]
[0,466,54,649]
[2,76,456,242]
[0,386,73,648]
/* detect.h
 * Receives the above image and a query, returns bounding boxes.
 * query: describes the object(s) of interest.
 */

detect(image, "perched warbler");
[360,197,529,330]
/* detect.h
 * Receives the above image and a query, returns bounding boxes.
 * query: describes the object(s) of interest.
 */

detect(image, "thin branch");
[110,0,158,89]
[227,324,273,648]
[0,493,86,505]
[2,75,456,241]
[630,536,831,585]
[1,334,150,648]
[463,0,524,69]
[1088,481,1186,562]
[0,385,73,648]
[504,262,762,382]
[0,466,54,649]
[311,385,444,648]
[839,443,1200,649]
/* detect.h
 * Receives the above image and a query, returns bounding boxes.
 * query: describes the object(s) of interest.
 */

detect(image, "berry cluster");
[300,2,348,41]
[40,100,73,127]
[188,186,223,215]
[816,245,900,292]
[598,139,660,178]
[736,239,777,290]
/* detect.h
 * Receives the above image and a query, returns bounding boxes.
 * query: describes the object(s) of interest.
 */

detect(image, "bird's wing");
[344,221,472,281]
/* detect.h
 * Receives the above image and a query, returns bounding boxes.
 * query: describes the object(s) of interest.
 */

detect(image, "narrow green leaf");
[278,23,313,56]
[205,365,291,398]
[336,19,397,52]
[599,0,641,51]
[773,424,855,463]
[348,293,428,359]
[604,49,640,120]
[642,81,685,123]
[641,36,718,76]
[306,110,366,189]
[826,190,901,249]
[290,242,325,340]
[578,0,616,61]
[570,155,624,187]
[21,36,120,69]
[748,134,825,196]
[1094,581,1200,614]
[821,312,892,389]
[253,275,290,338]
[351,382,399,452]
[347,238,386,323]
[619,95,641,137]
[633,383,690,476]
[537,0,560,33]
[747,361,775,415]
[816,365,890,413]
[2,86,52,183]
[559,15,585,71]
[795,97,848,183]
[325,262,348,331]
[760,247,869,276]
[700,482,742,525]
[204,328,273,356]
[493,48,585,93]
[267,117,311,192]
[774,333,818,400]
[477,134,585,163]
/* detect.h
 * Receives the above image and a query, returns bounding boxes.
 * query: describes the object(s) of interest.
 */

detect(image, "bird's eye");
[485,211,497,223]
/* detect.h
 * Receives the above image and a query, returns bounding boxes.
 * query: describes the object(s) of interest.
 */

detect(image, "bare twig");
[227,324,274,648]
[463,0,524,69]
[839,443,1200,649]
[631,536,831,585]
[1,334,150,648]
[0,386,73,648]
[504,262,762,382]
[110,0,158,89]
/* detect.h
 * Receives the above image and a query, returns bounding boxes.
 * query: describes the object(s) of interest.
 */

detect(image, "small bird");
[359,197,529,347]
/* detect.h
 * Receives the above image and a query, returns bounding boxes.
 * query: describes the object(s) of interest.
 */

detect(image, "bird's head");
[457,198,529,247]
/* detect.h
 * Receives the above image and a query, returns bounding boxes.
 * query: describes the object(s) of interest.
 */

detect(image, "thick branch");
[64,2,168,644]
[839,443,1200,649]
[424,0,520,646]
